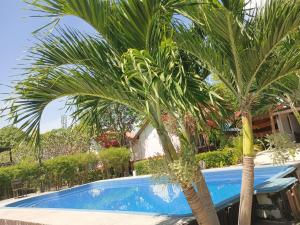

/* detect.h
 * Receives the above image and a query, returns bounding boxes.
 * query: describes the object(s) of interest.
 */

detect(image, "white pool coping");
[0,208,192,225]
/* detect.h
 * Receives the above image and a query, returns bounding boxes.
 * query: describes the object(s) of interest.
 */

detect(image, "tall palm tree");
[8,0,221,224]
[175,0,300,224]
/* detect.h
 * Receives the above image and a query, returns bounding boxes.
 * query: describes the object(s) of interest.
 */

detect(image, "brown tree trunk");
[150,104,219,225]
[238,156,254,225]
[238,111,255,225]
[156,125,178,161]
[187,168,220,225]
[183,186,219,225]
[156,124,219,225]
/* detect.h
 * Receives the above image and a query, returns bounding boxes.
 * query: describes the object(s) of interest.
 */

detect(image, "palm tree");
[8,1,221,224]
[175,0,300,224]
[270,75,300,124]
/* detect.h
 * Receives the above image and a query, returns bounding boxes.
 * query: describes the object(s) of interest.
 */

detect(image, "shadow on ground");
[155,217,197,225]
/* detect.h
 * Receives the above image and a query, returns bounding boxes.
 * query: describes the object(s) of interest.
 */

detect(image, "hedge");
[196,148,241,168]
[0,148,131,200]
[98,147,131,178]
[134,157,165,176]
[134,148,241,175]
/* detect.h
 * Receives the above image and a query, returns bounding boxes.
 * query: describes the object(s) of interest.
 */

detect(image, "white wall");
[131,124,180,161]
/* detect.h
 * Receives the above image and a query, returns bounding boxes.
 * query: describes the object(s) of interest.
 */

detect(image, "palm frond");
[25,0,175,52]
[175,0,300,108]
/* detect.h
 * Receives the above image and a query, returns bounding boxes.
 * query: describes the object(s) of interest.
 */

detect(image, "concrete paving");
[0,208,192,225]
[254,150,300,165]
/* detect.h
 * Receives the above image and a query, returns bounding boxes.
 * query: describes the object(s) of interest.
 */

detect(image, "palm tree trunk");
[156,125,219,225]
[183,185,219,225]
[190,168,220,225]
[150,101,219,225]
[156,126,178,161]
[238,111,255,225]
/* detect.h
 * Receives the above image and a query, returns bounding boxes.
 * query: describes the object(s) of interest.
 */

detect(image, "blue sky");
[0,0,95,132]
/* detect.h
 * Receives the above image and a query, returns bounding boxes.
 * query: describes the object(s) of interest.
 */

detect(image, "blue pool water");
[6,165,295,216]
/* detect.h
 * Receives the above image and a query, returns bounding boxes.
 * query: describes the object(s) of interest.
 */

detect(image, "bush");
[264,132,299,164]
[134,157,166,175]
[0,152,102,200]
[134,160,151,175]
[134,148,241,175]
[195,148,240,168]
[98,147,131,178]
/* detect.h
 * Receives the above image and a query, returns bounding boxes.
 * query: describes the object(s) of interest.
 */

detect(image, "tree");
[176,1,300,224]
[8,1,222,224]
[73,97,141,146]
[0,126,34,163]
[41,127,91,160]
[0,126,23,148]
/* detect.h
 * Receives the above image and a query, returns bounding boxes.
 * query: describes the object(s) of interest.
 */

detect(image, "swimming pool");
[6,165,295,216]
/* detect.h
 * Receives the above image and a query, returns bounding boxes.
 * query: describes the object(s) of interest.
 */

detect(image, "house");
[272,107,300,141]
[129,107,300,162]
[129,122,180,161]
[128,118,217,161]
[252,106,300,141]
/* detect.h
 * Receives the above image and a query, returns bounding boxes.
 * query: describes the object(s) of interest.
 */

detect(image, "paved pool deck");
[0,208,192,225]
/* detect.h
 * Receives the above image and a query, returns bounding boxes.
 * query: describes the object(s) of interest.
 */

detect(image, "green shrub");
[134,157,168,175]
[195,148,240,168]
[0,152,102,200]
[98,147,131,178]
[134,148,241,176]
[134,160,151,175]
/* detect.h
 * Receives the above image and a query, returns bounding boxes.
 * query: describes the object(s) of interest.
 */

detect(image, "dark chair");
[293,131,300,143]
[11,179,27,198]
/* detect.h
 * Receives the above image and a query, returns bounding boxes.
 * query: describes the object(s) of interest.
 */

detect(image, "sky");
[0,0,264,133]
[0,0,95,132]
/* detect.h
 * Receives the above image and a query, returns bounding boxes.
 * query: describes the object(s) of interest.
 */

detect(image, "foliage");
[168,157,198,188]
[211,75,239,113]
[226,135,243,155]
[74,99,141,147]
[264,132,299,164]
[195,148,240,168]
[41,127,91,160]
[96,132,121,148]
[134,157,169,176]
[134,160,152,175]
[0,152,102,200]
[98,147,131,178]
[0,127,34,163]
[135,148,241,175]
[0,126,23,148]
